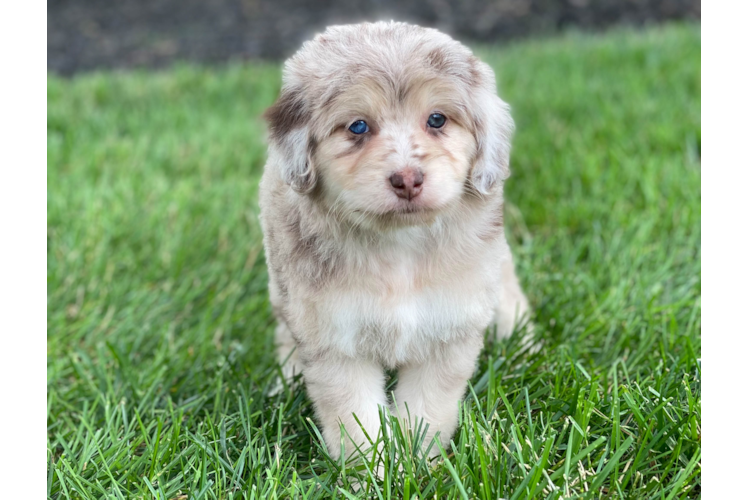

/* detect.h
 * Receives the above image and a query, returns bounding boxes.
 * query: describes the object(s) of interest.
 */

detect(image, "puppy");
[259,21,530,461]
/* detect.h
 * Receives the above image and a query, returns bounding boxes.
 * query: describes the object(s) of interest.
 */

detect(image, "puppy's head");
[265,22,514,226]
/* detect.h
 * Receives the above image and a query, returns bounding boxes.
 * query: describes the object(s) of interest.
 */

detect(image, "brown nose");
[389,169,424,200]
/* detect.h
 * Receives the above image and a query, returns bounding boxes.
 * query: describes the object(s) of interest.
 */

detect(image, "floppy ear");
[264,88,317,193]
[469,65,515,195]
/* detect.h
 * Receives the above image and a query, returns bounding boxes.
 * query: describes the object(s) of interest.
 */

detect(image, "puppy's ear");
[469,64,515,195]
[264,88,317,193]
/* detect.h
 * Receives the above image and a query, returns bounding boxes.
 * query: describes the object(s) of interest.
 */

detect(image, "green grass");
[47,23,701,499]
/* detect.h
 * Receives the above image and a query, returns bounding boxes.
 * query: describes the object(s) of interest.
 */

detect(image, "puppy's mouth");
[347,202,437,228]
[352,203,432,218]
[339,188,452,227]
[392,202,430,215]
[373,201,442,226]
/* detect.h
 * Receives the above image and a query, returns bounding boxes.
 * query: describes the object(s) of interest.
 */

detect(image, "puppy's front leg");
[393,336,483,458]
[303,355,388,460]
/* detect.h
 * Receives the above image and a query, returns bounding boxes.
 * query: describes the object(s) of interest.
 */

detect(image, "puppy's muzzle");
[389,168,424,201]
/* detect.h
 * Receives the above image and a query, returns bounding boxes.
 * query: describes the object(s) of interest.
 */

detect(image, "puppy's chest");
[317,251,496,365]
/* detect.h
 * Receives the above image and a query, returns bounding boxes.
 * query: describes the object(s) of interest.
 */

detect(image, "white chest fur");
[308,228,502,367]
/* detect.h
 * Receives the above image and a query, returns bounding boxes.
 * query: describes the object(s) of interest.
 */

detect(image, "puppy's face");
[314,78,477,223]
[265,22,514,227]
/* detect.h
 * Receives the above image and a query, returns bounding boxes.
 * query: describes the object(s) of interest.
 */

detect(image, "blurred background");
[48,0,700,75]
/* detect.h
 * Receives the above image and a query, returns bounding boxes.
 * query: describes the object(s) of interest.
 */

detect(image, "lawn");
[47,23,701,499]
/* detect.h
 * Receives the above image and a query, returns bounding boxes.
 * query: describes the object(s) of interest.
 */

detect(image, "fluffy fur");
[259,21,531,461]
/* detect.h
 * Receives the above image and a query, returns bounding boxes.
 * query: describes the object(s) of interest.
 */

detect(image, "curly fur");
[259,21,531,461]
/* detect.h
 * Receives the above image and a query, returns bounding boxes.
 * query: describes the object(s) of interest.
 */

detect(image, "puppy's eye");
[348,120,369,134]
[427,113,446,129]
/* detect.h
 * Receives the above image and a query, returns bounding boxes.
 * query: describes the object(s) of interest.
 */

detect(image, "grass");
[47,23,701,499]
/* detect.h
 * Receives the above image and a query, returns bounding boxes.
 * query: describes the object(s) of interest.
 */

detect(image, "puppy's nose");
[389,169,424,200]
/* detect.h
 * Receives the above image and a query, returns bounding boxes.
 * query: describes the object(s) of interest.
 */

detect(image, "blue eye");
[427,113,446,128]
[349,120,369,134]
